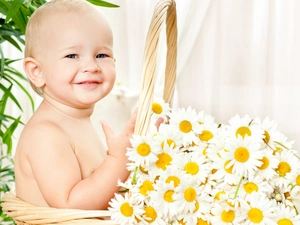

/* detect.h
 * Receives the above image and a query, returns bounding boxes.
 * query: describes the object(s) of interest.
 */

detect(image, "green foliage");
[0,151,15,224]
[0,0,119,223]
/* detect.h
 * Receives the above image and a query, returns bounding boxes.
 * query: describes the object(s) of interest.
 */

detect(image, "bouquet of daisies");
[108,97,300,225]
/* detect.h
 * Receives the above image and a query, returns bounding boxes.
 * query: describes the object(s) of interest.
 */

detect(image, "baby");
[14,0,137,210]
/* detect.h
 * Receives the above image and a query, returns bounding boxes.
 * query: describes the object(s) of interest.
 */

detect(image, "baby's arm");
[27,111,137,210]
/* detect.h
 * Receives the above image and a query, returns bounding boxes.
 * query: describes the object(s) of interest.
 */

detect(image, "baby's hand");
[100,110,137,162]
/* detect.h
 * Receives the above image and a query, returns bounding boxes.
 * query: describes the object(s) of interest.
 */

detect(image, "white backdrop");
[4,0,300,151]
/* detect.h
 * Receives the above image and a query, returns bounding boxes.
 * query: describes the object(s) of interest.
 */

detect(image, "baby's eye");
[96,54,109,58]
[65,54,78,59]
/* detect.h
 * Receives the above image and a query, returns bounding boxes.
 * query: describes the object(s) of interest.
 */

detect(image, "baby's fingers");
[123,109,138,136]
[154,117,164,129]
[100,120,115,141]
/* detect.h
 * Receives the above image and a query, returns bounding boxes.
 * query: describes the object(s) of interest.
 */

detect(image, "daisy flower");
[174,151,210,184]
[173,177,205,214]
[154,124,183,150]
[109,192,144,225]
[138,205,167,225]
[149,179,180,219]
[288,168,300,198]
[210,201,244,225]
[176,198,212,225]
[157,166,186,188]
[150,96,171,123]
[168,106,202,146]
[147,142,183,175]
[129,177,155,203]
[273,151,300,189]
[210,149,241,185]
[273,132,295,154]
[197,110,216,125]
[126,134,159,168]
[225,135,264,178]
[255,149,279,181]
[273,203,300,225]
[226,114,264,141]
[253,116,280,150]
[237,175,273,201]
[242,194,277,225]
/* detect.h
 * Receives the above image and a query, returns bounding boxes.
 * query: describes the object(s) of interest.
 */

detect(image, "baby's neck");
[42,97,94,121]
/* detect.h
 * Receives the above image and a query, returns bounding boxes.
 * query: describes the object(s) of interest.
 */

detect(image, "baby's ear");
[23,57,45,88]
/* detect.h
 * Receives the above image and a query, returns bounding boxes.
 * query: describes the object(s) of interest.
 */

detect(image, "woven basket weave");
[1,0,177,224]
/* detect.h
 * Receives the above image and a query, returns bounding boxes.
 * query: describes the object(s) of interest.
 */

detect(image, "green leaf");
[3,116,21,154]
[0,113,8,121]
[0,183,10,193]
[3,74,35,112]
[0,83,23,112]
[4,67,27,81]
[0,46,4,80]
[0,26,23,37]
[0,114,24,125]
[87,0,119,8]
[5,0,26,23]
[5,58,22,65]
[2,35,22,52]
[0,0,9,15]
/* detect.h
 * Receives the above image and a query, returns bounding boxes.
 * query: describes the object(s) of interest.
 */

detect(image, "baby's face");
[36,10,116,108]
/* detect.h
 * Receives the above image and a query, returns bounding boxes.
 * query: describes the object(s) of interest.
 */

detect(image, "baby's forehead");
[33,11,112,52]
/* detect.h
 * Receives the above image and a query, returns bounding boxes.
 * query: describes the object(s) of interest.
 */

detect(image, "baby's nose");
[82,59,100,73]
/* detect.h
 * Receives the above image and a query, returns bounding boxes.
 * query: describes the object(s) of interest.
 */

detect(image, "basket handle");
[134,0,177,136]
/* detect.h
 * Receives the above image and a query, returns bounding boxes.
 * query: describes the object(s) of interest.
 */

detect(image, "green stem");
[234,176,244,199]
[294,204,299,215]
[274,141,289,150]
[131,166,138,185]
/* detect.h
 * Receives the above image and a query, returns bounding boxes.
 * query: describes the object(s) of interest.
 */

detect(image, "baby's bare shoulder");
[17,117,72,156]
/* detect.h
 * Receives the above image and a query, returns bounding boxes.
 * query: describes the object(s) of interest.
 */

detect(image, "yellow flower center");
[194,201,200,213]
[263,130,270,144]
[248,208,263,223]
[164,190,174,202]
[296,175,300,186]
[184,162,199,175]
[139,165,148,174]
[177,219,186,225]
[156,153,172,170]
[276,162,291,177]
[139,180,154,196]
[144,206,157,223]
[234,147,249,162]
[221,210,235,223]
[199,130,214,142]
[120,202,133,217]
[224,160,233,173]
[152,103,163,114]
[278,218,293,225]
[166,176,180,187]
[244,182,258,194]
[179,120,192,133]
[258,156,269,170]
[161,139,176,149]
[197,218,210,225]
[137,143,151,156]
[226,200,234,207]
[236,126,251,138]
[184,187,197,202]
[215,191,225,200]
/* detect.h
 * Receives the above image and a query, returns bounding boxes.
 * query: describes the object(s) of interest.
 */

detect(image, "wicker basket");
[1,0,177,224]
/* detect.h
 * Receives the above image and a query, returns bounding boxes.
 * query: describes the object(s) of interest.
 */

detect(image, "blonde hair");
[25,0,98,95]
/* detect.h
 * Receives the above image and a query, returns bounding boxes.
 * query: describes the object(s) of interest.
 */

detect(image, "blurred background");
[4,0,300,151]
